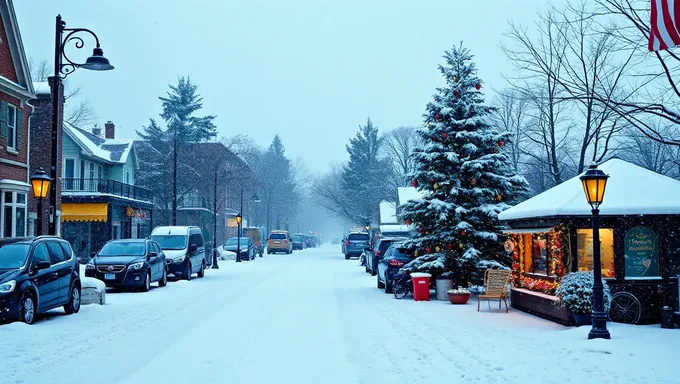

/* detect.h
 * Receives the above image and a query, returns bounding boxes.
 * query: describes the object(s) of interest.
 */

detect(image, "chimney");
[92,124,102,137]
[105,121,115,139]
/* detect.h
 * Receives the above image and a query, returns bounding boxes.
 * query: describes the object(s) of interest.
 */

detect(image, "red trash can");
[411,272,431,301]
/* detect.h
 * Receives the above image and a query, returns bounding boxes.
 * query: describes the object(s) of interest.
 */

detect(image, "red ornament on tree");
[429,178,435,184]
[435,113,442,121]
[460,230,467,236]
[447,243,454,250]
[425,247,431,254]
[405,218,412,225]
[411,180,418,188]
[475,83,481,90]
[498,140,505,147]
[471,179,477,186]
[418,227,425,234]
[441,132,448,139]
[454,89,460,97]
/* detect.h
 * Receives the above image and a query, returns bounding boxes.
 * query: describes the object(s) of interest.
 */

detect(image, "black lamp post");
[580,163,611,340]
[30,168,51,236]
[49,15,113,235]
[235,213,243,262]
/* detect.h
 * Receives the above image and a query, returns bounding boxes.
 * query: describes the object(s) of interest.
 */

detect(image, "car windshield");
[150,235,187,250]
[0,243,30,269]
[292,235,303,241]
[378,241,393,254]
[269,233,286,240]
[393,247,415,259]
[226,237,249,245]
[348,233,369,241]
[98,242,146,257]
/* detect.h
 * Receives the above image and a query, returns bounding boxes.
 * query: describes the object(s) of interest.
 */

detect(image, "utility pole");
[172,126,177,225]
[211,165,219,269]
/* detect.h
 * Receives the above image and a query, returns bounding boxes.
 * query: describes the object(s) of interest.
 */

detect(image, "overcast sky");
[15,0,552,172]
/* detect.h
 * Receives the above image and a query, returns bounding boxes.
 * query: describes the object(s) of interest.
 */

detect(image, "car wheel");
[377,274,385,289]
[345,254,349,260]
[141,271,151,292]
[267,249,271,254]
[185,262,192,281]
[385,277,393,294]
[197,260,206,278]
[370,266,377,277]
[20,291,36,324]
[159,268,168,287]
[64,284,81,314]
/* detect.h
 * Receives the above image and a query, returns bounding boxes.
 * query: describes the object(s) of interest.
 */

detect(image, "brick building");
[0,1,36,238]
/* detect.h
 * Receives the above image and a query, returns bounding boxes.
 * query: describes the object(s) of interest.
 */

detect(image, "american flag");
[649,0,680,51]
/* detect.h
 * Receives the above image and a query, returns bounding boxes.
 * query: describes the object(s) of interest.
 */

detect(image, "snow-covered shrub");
[448,286,470,294]
[555,272,611,315]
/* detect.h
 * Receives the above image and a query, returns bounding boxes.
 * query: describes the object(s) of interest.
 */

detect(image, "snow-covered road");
[1,245,678,384]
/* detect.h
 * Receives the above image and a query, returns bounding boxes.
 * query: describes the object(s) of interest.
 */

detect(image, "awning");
[502,227,554,234]
[61,203,108,222]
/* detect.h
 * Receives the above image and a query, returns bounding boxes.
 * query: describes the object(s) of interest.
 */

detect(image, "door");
[148,242,161,280]
[63,158,75,191]
[188,233,204,272]
[30,243,59,310]
[46,241,72,304]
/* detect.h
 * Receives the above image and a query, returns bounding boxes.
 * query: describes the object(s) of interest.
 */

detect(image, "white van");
[150,226,207,280]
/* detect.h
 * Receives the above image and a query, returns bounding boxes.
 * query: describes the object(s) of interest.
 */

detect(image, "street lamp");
[235,213,243,262]
[48,15,113,235]
[30,168,51,236]
[579,163,611,340]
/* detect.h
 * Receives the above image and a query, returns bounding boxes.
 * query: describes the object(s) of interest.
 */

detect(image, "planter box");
[511,287,572,326]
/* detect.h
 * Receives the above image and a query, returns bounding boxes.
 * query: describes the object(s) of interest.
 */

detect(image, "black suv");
[0,236,81,325]
[85,239,167,291]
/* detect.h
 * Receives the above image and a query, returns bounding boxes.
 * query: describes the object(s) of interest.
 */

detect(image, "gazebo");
[498,159,680,325]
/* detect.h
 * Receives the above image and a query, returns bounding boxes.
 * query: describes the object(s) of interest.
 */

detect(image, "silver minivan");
[150,226,207,280]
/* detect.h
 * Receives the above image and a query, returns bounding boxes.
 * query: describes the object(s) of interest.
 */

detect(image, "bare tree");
[29,57,97,126]
[491,90,529,173]
[381,126,420,198]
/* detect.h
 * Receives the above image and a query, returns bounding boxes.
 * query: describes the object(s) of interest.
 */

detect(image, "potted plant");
[447,286,471,304]
[555,271,611,326]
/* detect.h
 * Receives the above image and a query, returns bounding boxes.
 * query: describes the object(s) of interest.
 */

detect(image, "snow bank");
[81,277,106,305]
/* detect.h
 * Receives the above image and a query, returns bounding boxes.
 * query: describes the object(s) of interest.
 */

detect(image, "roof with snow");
[498,159,680,221]
[33,81,50,96]
[63,122,135,165]
[379,200,397,224]
[397,187,425,206]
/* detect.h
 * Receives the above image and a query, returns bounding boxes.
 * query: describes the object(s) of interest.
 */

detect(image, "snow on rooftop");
[499,159,680,221]
[33,81,50,96]
[397,187,424,206]
[379,200,397,224]
[63,121,133,164]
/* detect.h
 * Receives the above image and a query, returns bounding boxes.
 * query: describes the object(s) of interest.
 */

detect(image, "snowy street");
[1,244,678,384]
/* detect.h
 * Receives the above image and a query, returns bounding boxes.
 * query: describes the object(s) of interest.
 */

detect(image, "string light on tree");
[433,182,440,191]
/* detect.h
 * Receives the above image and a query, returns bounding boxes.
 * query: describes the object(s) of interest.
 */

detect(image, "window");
[6,104,16,149]
[189,233,204,247]
[348,233,369,241]
[32,243,50,264]
[124,169,131,184]
[530,233,548,274]
[97,165,103,179]
[577,228,615,278]
[89,163,95,179]
[2,191,26,238]
[64,158,75,190]
[59,242,74,261]
[47,242,66,264]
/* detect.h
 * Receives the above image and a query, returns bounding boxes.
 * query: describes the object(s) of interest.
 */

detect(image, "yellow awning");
[61,203,108,222]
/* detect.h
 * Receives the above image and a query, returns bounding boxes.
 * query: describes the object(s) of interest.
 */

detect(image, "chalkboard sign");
[624,226,659,278]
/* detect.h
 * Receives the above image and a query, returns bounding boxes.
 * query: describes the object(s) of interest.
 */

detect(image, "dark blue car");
[376,245,415,294]
[365,237,406,276]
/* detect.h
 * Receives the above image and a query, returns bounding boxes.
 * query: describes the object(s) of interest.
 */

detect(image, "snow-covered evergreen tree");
[400,44,529,286]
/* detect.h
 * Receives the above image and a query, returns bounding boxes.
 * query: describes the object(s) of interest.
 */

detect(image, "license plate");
[105,274,116,280]
[275,241,281,244]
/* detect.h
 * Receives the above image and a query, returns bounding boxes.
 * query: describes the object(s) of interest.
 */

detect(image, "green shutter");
[0,102,7,138]
[16,108,22,149]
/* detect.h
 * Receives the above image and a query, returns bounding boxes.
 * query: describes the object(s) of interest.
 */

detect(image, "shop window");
[530,233,548,275]
[624,226,660,278]
[2,191,26,238]
[577,228,615,278]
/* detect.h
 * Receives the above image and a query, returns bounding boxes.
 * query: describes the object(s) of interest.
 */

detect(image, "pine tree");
[400,44,529,286]
[341,118,390,225]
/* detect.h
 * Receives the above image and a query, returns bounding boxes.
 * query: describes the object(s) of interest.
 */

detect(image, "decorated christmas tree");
[400,44,529,286]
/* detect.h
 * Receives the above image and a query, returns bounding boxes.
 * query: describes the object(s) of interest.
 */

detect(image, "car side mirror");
[149,251,158,258]
[189,244,197,253]
[35,260,51,271]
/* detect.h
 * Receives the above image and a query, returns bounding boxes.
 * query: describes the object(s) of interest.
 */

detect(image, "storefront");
[61,198,153,259]
[499,159,680,325]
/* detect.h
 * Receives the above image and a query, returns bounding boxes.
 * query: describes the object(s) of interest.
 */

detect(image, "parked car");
[341,234,347,253]
[267,230,293,254]
[365,237,405,276]
[377,244,415,294]
[0,236,81,325]
[224,237,255,260]
[291,234,306,250]
[85,239,167,291]
[151,226,207,280]
[343,231,370,260]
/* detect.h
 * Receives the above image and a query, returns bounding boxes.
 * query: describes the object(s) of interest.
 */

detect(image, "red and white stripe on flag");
[649,0,680,51]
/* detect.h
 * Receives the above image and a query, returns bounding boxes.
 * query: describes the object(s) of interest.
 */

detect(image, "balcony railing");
[61,178,153,202]
[178,196,211,209]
